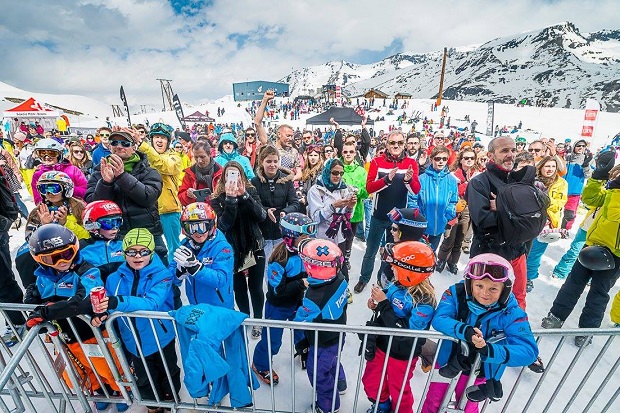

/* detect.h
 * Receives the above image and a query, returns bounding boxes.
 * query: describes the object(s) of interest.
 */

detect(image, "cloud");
[0,0,617,106]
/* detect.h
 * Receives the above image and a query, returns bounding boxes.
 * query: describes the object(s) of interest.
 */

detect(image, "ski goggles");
[281,219,318,236]
[37,183,63,195]
[387,208,427,228]
[149,123,174,138]
[98,216,123,230]
[124,248,153,257]
[182,220,215,235]
[35,244,78,266]
[36,149,60,158]
[465,261,511,282]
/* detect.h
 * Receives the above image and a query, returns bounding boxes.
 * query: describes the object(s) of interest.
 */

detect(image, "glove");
[592,150,616,180]
[174,246,202,276]
[581,153,593,168]
[26,311,44,329]
[464,326,476,343]
[447,217,458,226]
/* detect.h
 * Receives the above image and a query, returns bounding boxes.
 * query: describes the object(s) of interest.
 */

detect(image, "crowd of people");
[0,90,619,413]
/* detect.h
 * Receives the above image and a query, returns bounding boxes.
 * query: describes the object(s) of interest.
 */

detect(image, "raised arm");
[254,90,275,145]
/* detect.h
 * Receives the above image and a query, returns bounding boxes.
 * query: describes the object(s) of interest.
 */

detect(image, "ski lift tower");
[157,78,175,112]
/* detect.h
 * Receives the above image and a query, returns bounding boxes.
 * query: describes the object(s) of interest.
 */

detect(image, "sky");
[0,0,618,106]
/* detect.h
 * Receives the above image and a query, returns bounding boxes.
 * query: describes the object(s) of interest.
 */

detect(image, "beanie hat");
[176,131,191,142]
[122,228,155,252]
[13,132,27,141]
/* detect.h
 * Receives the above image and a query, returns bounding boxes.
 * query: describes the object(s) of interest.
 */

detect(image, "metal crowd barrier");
[1,303,619,413]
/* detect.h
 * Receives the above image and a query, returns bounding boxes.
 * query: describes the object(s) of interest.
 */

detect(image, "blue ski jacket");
[80,237,125,281]
[169,230,234,309]
[171,304,259,406]
[407,166,458,236]
[432,282,538,380]
[266,252,307,308]
[105,254,175,357]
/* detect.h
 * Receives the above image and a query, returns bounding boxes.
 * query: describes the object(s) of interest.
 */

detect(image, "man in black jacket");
[85,130,167,263]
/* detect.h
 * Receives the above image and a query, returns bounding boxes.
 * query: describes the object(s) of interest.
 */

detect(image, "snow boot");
[575,336,592,347]
[466,378,503,402]
[447,263,458,275]
[366,400,392,413]
[541,312,564,329]
[527,357,545,373]
[435,260,446,273]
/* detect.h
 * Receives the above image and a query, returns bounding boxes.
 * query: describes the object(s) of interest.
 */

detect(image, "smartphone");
[226,169,240,184]
[193,189,211,202]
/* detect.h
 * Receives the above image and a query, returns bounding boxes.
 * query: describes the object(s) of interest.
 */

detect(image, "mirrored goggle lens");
[98,217,123,230]
[38,245,78,265]
[37,150,60,158]
[466,262,510,282]
[124,249,152,257]
[183,221,214,235]
[150,123,174,134]
[37,183,63,195]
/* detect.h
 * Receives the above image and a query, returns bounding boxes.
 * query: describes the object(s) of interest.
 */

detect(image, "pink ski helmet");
[298,238,343,281]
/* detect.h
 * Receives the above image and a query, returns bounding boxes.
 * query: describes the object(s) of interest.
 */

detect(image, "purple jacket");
[32,160,88,203]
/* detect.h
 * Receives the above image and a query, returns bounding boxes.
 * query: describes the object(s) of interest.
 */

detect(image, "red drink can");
[90,286,107,313]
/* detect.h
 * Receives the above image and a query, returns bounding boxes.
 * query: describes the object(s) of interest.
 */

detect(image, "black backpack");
[0,168,18,224]
[489,167,549,246]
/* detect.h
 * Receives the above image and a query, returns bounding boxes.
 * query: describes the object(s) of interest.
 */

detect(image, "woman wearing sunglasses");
[307,158,357,285]
[407,146,458,252]
[68,141,93,181]
[299,144,324,213]
[421,253,538,412]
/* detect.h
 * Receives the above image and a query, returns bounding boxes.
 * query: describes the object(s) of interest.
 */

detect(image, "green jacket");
[342,162,369,223]
[581,178,620,257]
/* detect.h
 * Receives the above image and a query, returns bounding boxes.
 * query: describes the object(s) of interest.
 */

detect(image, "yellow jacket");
[138,142,182,214]
[177,152,192,185]
[65,214,90,240]
[582,178,620,257]
[546,177,568,228]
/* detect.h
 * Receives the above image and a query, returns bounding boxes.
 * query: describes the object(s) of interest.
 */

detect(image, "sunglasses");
[36,150,59,158]
[478,157,488,162]
[574,144,586,148]
[388,140,405,146]
[528,148,542,153]
[137,130,146,134]
[36,244,78,266]
[324,149,334,153]
[390,225,400,232]
[182,220,215,235]
[110,140,133,148]
[466,261,511,282]
[330,170,344,176]
[342,150,355,155]
[433,156,448,162]
[462,156,475,160]
[99,133,111,138]
[408,141,420,145]
[37,183,63,195]
[246,133,256,137]
[516,143,526,146]
[72,150,84,154]
[98,217,123,230]
[175,146,183,150]
[124,248,152,257]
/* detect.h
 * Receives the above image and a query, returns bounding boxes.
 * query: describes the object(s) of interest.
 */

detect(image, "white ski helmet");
[34,138,63,155]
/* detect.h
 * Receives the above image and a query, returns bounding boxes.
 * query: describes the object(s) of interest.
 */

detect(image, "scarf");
[192,160,216,188]
[320,159,347,192]
[123,153,140,173]
[244,141,257,167]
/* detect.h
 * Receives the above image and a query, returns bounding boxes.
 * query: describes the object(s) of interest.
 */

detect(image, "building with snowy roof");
[232,81,289,101]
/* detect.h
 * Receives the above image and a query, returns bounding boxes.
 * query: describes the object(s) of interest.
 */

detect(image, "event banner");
[580,98,600,139]
[172,94,186,129]
[120,86,131,127]
[486,100,495,136]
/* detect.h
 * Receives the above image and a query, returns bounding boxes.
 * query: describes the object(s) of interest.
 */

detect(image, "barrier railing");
[1,304,618,413]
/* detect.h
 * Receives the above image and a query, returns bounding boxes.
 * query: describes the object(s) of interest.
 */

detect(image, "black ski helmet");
[578,245,615,271]
[387,207,428,241]
[29,224,79,266]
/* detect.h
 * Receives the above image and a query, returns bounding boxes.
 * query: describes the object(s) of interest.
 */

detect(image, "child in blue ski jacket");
[421,253,538,413]
[170,202,234,308]
[252,212,316,385]
[294,238,348,413]
[91,228,180,411]
[79,200,125,282]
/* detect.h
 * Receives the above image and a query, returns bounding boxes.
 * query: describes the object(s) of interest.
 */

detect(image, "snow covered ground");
[1,90,619,412]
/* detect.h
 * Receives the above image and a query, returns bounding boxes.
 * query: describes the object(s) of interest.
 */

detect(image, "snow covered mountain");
[280,22,620,111]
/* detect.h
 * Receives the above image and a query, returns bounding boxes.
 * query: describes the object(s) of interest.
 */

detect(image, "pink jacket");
[31,160,88,203]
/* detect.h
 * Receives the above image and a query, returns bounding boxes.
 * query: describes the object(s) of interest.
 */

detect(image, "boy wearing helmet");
[31,138,88,204]
[24,224,126,411]
[421,254,538,412]
[79,200,125,281]
[170,202,234,309]
[252,213,317,385]
[362,241,437,413]
[91,228,180,411]
[294,238,348,413]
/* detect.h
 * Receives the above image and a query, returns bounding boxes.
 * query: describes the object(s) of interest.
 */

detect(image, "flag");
[486,101,495,137]
[120,86,131,127]
[172,94,186,129]
[580,99,600,139]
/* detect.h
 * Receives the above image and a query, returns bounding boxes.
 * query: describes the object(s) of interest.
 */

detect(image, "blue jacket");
[80,238,125,281]
[407,166,458,236]
[171,304,259,406]
[91,143,111,166]
[432,282,538,380]
[169,230,234,309]
[564,152,591,196]
[214,133,255,179]
[105,254,175,357]
[266,252,307,307]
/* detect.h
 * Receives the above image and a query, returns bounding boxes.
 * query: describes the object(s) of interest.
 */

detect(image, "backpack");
[489,167,549,246]
[0,167,18,224]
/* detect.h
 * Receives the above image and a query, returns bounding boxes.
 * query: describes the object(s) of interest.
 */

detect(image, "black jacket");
[211,186,267,272]
[85,151,163,237]
[466,163,534,260]
[251,167,300,240]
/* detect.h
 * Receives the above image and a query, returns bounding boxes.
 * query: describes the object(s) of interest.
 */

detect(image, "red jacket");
[178,163,222,206]
[366,153,421,220]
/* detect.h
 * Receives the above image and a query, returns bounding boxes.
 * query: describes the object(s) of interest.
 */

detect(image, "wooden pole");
[436,47,448,107]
